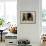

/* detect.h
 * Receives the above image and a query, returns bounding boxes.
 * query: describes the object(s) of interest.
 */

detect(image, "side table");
[5,33,17,46]
[0,30,3,42]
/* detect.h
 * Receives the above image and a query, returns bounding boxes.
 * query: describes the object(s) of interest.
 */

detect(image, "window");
[42,0,46,26]
[0,0,17,26]
[5,1,17,25]
[0,1,4,17]
[42,0,46,33]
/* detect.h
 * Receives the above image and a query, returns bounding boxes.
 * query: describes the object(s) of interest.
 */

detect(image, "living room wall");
[17,0,42,46]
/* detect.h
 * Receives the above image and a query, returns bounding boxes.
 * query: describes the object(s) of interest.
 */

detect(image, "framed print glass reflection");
[20,11,36,24]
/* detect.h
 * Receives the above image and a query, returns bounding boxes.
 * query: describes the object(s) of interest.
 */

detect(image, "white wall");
[17,0,42,46]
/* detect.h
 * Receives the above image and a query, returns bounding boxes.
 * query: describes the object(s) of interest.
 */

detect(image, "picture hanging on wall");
[20,11,36,24]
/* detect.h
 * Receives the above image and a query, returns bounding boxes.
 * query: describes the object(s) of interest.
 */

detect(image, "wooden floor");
[0,41,5,46]
[0,41,45,46]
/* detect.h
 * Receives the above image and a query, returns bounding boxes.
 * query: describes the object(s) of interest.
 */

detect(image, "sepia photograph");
[20,11,36,24]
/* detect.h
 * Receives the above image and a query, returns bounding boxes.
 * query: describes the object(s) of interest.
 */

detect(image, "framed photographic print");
[20,11,36,24]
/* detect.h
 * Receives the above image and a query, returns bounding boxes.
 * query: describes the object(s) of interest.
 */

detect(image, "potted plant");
[0,18,5,27]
